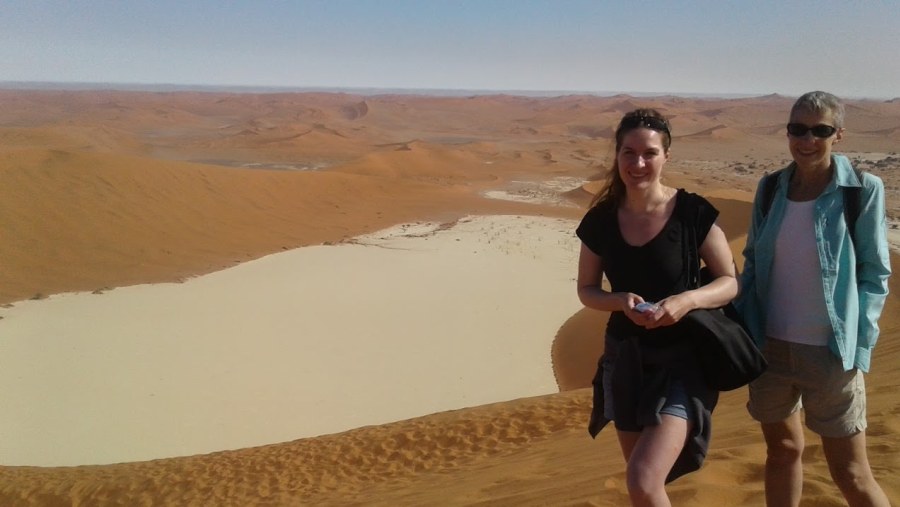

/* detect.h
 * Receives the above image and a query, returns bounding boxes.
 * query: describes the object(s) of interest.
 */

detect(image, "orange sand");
[1,90,898,506]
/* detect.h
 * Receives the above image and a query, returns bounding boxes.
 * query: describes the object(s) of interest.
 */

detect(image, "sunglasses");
[621,115,671,136]
[786,123,837,138]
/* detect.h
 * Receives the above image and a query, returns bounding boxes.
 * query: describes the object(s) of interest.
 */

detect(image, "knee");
[767,437,804,466]
[829,461,875,494]
[625,460,666,501]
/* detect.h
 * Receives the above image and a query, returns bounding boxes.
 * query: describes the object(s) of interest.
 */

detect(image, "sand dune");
[0,215,582,467]
[0,90,898,506]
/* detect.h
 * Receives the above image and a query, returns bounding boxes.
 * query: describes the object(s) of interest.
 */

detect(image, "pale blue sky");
[2,0,898,98]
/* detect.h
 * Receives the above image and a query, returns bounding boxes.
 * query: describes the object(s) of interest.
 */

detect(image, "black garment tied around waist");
[588,334,718,484]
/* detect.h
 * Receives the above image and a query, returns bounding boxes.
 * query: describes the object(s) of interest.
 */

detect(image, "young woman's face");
[788,108,843,172]
[617,128,669,190]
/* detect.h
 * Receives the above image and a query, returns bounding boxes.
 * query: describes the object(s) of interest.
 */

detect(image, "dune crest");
[1,90,899,505]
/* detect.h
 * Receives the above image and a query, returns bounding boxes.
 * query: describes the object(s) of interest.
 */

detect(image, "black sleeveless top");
[576,189,719,341]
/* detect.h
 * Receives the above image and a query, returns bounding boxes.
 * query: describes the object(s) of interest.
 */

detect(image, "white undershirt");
[765,199,832,346]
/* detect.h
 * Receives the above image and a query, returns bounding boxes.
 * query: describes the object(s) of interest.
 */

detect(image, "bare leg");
[617,430,641,462]
[821,431,889,507]
[761,412,804,507]
[621,415,690,507]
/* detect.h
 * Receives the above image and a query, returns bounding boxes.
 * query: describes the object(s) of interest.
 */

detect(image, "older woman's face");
[788,108,843,172]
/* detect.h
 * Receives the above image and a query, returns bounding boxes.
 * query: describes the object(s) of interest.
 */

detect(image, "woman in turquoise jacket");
[737,91,891,506]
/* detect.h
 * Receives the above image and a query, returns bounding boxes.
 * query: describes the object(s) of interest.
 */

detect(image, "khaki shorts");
[748,338,866,438]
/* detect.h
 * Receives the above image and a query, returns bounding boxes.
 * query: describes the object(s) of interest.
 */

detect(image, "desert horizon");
[1,89,899,505]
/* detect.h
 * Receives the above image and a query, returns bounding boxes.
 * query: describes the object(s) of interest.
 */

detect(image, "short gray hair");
[791,91,845,128]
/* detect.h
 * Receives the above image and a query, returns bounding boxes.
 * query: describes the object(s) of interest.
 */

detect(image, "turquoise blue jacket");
[736,154,891,372]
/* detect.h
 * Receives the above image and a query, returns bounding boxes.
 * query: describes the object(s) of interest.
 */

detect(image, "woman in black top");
[576,108,738,505]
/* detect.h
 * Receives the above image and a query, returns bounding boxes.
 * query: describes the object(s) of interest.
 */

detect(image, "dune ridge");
[1,90,898,506]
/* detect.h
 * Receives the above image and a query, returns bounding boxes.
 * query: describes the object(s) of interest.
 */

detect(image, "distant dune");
[0,90,898,506]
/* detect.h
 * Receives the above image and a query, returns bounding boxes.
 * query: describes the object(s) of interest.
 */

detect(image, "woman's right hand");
[622,293,659,326]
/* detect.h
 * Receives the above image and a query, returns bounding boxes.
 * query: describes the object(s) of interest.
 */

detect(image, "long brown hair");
[589,108,672,209]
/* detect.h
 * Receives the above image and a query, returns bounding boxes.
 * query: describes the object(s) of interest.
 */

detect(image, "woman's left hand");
[641,293,694,329]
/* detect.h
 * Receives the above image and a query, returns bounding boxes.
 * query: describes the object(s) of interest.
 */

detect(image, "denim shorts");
[748,337,866,438]
[601,351,690,422]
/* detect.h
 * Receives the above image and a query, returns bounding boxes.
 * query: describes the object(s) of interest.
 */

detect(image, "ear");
[834,127,844,144]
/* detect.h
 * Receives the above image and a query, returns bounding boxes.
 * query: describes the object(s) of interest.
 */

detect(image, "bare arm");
[646,223,739,328]
[577,243,653,317]
[694,222,740,307]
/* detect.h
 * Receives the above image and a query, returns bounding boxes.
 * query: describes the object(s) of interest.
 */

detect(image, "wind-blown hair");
[590,108,672,209]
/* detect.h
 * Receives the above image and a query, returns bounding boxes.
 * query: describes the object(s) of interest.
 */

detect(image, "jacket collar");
[781,153,860,194]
